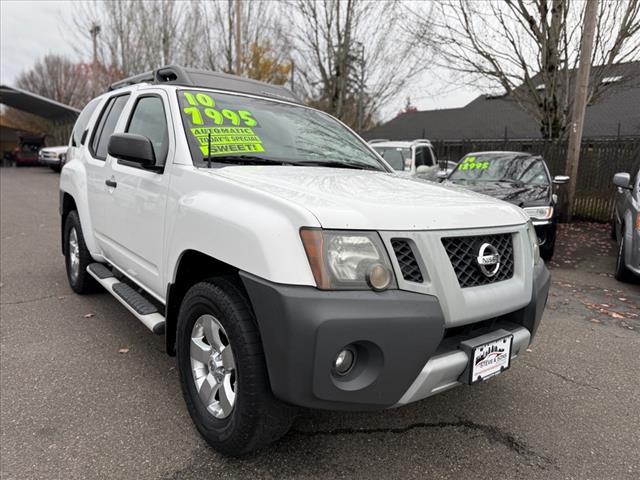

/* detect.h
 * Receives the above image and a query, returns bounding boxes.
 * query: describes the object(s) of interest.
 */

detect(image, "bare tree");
[411,0,640,139]
[200,0,292,78]
[291,0,430,130]
[9,54,93,143]
[16,54,92,108]
[69,1,205,83]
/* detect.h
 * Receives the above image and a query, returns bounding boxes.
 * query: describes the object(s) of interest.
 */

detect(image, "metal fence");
[431,138,640,222]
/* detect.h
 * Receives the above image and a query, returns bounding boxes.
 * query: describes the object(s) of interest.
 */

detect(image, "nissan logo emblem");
[477,243,501,277]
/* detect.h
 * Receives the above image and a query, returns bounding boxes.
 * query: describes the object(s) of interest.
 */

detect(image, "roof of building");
[364,62,640,141]
[0,85,80,122]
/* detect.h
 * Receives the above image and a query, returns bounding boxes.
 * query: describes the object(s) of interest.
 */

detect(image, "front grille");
[442,233,514,288]
[391,239,424,283]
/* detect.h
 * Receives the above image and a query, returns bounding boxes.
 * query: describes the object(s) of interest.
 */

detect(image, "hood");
[213,166,528,231]
[445,180,550,207]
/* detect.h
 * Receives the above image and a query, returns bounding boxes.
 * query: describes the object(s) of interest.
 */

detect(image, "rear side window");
[126,96,168,165]
[90,94,130,160]
[71,98,100,147]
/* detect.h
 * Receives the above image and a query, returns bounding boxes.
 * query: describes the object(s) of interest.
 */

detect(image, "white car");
[39,145,68,172]
[369,139,455,180]
[60,66,550,456]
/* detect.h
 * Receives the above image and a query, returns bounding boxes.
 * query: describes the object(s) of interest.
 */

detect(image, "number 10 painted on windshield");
[182,92,257,127]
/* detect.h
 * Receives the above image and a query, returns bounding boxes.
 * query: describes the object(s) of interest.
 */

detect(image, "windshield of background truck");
[372,146,411,171]
[177,89,386,170]
[449,154,549,185]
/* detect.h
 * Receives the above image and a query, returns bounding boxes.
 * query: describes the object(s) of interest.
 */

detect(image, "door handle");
[105,178,117,188]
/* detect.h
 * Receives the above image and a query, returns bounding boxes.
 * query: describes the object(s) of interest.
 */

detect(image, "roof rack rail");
[411,138,432,144]
[108,65,192,91]
[368,138,390,143]
[107,65,303,104]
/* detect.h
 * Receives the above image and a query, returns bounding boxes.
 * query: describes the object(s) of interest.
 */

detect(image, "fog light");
[366,263,392,291]
[334,348,356,376]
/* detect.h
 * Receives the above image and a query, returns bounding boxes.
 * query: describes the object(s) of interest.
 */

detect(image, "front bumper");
[40,156,61,167]
[241,261,550,411]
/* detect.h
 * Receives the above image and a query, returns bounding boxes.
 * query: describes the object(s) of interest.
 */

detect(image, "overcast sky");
[0,0,480,120]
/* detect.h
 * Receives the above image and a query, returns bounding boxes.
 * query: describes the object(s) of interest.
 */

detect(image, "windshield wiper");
[294,160,380,171]
[501,178,526,187]
[207,155,298,166]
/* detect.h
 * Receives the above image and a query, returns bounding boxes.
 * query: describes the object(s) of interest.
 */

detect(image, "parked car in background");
[611,168,640,282]
[39,146,68,172]
[444,152,568,261]
[14,133,45,166]
[369,139,455,180]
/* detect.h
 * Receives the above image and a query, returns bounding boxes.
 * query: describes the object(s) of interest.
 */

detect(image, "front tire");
[64,210,101,294]
[176,278,294,456]
[540,236,556,262]
[614,232,633,282]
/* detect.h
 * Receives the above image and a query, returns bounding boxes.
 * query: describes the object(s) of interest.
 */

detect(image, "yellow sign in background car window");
[459,156,490,170]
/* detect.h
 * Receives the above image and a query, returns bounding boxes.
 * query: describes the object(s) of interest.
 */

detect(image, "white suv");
[60,66,550,456]
[370,139,455,180]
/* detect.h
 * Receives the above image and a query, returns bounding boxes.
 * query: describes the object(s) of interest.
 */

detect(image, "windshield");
[20,143,40,153]
[177,89,387,171]
[372,146,411,171]
[449,154,549,185]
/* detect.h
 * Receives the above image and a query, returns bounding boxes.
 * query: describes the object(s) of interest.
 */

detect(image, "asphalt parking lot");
[1,167,639,480]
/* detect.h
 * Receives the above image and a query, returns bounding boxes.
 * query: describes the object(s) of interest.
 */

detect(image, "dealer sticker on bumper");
[471,335,512,383]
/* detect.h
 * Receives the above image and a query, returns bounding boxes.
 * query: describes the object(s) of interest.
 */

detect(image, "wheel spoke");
[190,337,211,365]
[218,375,235,416]
[198,374,217,405]
[203,316,225,352]
[190,313,236,419]
[220,345,235,371]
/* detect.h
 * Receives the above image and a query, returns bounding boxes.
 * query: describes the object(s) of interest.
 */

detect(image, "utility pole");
[562,0,598,222]
[289,59,295,92]
[234,0,242,76]
[355,42,365,133]
[89,23,101,95]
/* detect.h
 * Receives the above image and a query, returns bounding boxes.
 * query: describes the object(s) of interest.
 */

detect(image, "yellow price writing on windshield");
[182,92,257,127]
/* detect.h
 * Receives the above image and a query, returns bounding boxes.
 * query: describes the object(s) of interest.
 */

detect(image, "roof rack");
[368,138,390,143]
[108,65,302,104]
[411,139,432,145]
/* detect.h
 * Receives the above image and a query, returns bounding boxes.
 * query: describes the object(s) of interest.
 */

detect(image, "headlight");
[523,206,553,221]
[59,153,66,162]
[527,221,540,265]
[300,229,396,290]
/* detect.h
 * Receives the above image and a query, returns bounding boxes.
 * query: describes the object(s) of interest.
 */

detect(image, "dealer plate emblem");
[476,243,501,277]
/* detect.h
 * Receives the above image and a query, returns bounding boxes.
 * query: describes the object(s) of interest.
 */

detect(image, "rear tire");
[176,278,295,456]
[64,210,101,294]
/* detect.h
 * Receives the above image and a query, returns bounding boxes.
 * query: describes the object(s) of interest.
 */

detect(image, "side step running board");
[87,263,165,335]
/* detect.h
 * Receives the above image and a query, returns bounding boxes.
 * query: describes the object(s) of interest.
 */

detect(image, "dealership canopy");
[0,85,80,122]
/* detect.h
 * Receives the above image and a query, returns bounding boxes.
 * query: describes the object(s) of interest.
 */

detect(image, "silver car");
[612,168,640,281]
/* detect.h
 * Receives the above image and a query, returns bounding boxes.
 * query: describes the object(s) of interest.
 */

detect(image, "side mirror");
[613,172,631,189]
[108,133,156,169]
[552,175,570,185]
[416,165,430,174]
[436,170,448,180]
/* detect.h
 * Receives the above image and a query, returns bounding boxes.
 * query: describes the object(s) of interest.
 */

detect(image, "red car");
[14,133,45,166]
